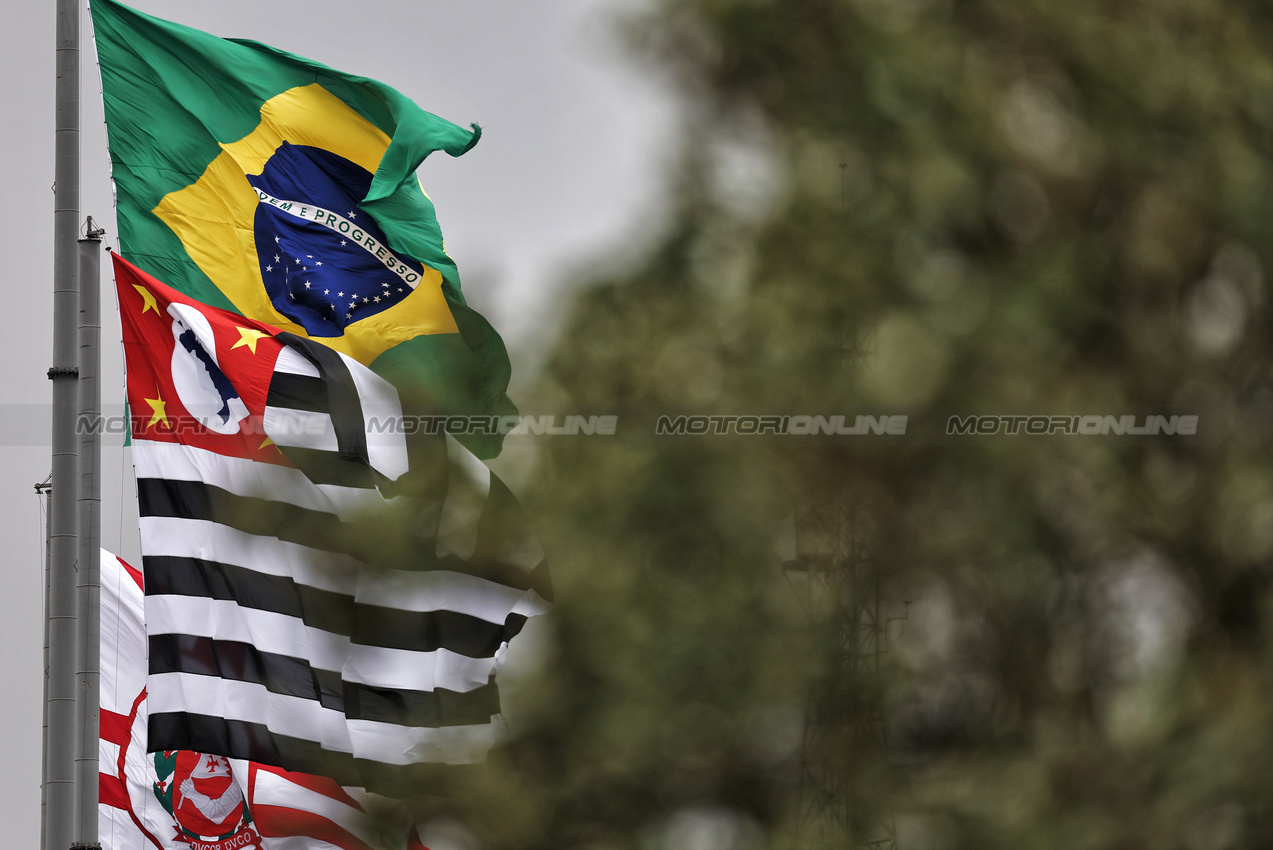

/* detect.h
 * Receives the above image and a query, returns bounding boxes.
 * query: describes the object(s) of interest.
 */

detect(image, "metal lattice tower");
[784,491,904,850]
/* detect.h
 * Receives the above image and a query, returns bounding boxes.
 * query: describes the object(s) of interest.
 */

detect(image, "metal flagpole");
[47,0,80,847]
[75,221,105,849]
[36,474,52,850]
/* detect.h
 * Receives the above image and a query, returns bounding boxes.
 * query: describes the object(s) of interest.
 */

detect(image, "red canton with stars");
[115,253,293,466]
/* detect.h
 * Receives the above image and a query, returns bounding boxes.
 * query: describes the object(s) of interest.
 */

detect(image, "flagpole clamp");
[47,367,79,379]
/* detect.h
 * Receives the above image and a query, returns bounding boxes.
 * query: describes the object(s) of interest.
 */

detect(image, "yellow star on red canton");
[132,284,159,316]
[143,390,169,429]
[231,326,270,354]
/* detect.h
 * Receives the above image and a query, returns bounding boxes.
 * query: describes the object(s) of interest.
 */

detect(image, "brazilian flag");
[91,0,513,456]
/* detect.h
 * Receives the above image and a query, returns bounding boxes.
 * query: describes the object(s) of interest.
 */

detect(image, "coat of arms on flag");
[153,752,257,849]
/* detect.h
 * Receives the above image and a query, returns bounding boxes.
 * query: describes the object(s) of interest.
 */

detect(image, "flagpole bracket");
[47,367,79,379]
[70,844,103,850]
[81,216,106,240]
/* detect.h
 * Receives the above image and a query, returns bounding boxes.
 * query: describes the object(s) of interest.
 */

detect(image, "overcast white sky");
[0,0,679,842]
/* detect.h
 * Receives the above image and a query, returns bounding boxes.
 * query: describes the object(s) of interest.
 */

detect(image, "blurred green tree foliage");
[435,1,1273,848]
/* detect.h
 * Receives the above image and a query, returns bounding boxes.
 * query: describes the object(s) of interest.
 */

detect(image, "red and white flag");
[99,548,430,850]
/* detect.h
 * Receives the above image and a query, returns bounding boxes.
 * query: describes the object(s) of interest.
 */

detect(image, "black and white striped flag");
[117,255,551,796]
